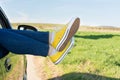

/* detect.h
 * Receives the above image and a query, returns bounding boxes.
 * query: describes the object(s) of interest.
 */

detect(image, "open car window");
[0,7,11,29]
[0,24,2,28]
[0,18,2,28]
[0,14,5,29]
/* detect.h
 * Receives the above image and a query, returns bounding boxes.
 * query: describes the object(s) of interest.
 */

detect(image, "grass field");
[0,53,25,80]
[11,24,120,80]
[48,31,120,80]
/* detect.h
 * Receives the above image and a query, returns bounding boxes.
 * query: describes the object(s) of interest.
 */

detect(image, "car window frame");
[0,7,11,59]
[0,7,12,29]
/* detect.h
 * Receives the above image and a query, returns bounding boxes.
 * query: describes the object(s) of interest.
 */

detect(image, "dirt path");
[26,55,63,80]
[26,55,42,80]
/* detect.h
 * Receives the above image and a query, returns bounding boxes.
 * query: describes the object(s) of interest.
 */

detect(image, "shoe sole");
[56,17,80,51]
[54,38,74,65]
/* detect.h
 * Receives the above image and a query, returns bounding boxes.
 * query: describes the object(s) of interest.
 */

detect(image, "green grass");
[0,53,25,80]
[11,23,120,80]
[53,31,120,80]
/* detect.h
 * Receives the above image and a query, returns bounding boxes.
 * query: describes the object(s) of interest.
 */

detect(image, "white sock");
[49,32,55,44]
[48,46,57,56]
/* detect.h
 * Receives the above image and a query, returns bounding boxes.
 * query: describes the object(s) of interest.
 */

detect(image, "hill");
[12,23,120,33]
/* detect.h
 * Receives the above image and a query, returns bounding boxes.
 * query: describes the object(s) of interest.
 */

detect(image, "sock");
[49,32,55,44]
[48,46,57,56]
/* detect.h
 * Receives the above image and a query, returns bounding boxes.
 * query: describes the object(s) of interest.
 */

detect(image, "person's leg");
[0,17,80,64]
[7,29,49,44]
[0,29,49,57]
[0,28,75,64]
[0,29,74,64]
[6,17,80,52]
[0,45,9,58]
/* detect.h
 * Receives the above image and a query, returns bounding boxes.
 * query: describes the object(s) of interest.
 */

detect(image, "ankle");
[49,32,55,44]
[48,46,57,56]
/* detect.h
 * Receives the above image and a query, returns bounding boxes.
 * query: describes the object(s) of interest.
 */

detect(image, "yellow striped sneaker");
[49,38,74,65]
[51,17,80,51]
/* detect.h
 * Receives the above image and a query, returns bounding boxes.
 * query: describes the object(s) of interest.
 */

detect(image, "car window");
[0,17,4,79]
[0,17,4,29]
[0,24,2,28]
[0,19,2,28]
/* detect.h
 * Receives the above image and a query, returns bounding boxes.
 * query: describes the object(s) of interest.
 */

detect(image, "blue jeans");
[0,29,49,57]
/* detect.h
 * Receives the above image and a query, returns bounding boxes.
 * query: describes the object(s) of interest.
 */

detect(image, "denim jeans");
[0,29,49,57]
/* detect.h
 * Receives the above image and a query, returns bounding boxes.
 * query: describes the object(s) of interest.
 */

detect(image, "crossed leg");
[0,17,80,64]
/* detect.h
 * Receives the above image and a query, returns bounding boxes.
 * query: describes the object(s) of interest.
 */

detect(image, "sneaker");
[49,38,74,65]
[51,17,80,51]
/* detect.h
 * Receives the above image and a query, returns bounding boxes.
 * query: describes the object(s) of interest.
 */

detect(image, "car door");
[0,22,4,80]
[0,7,27,80]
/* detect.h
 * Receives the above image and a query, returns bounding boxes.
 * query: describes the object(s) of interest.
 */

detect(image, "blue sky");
[1,0,120,27]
